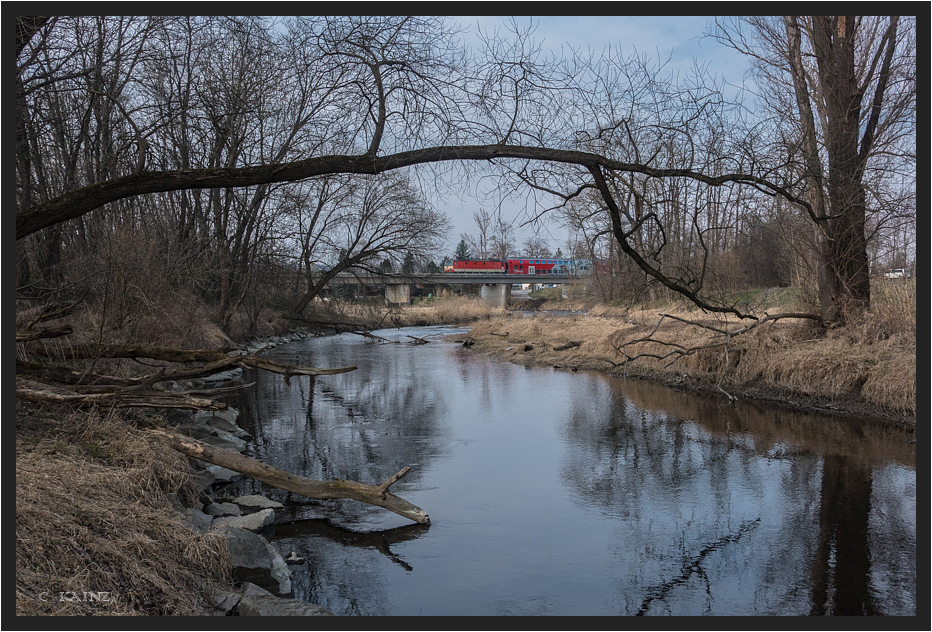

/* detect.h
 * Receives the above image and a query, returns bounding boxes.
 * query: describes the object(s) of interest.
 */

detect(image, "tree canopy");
[15,15,916,323]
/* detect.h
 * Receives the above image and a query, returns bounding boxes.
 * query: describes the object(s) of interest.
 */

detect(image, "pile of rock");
[167,398,333,616]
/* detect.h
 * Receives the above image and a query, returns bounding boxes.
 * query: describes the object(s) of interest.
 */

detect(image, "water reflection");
[228,327,915,616]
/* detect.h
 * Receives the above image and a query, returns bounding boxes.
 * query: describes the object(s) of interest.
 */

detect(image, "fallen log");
[16,378,227,410]
[405,335,430,345]
[554,340,582,351]
[16,326,73,342]
[159,432,430,525]
[24,344,356,384]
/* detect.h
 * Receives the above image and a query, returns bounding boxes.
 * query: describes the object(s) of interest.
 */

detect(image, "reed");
[16,407,234,615]
[462,286,916,420]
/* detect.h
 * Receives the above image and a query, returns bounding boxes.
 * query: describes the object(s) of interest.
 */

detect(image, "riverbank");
[457,299,916,430]
[14,291,915,614]
[15,404,235,615]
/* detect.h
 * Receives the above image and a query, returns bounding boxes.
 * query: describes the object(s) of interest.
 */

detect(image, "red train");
[451,258,600,275]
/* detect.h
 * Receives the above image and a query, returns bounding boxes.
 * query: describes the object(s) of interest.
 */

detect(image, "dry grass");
[301,295,502,331]
[390,296,500,327]
[16,406,233,616]
[461,285,916,421]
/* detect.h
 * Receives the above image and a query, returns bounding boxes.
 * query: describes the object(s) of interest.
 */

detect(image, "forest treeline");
[16,16,916,343]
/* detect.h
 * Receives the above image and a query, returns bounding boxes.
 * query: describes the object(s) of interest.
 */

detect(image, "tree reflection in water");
[224,328,915,616]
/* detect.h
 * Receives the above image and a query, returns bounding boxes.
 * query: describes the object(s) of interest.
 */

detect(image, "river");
[226,325,916,616]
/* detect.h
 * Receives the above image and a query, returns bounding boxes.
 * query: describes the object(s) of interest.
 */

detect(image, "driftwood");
[17,297,84,330]
[26,343,356,379]
[554,340,582,351]
[160,431,430,525]
[350,330,400,344]
[405,335,430,345]
[16,378,228,410]
[16,326,74,342]
[20,343,356,395]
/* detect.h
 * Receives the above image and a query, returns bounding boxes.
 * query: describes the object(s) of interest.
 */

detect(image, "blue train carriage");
[507,258,561,274]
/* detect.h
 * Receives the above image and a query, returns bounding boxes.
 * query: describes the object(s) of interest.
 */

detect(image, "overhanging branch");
[17,144,813,241]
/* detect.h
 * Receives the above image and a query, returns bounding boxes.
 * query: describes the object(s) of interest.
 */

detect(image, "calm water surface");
[228,325,916,616]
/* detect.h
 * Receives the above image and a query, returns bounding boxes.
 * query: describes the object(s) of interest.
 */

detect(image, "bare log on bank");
[17,344,356,409]
[553,340,582,351]
[16,378,228,410]
[16,326,74,342]
[22,343,357,388]
[159,432,430,525]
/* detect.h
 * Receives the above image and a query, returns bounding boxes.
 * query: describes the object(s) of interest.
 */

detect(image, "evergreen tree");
[454,239,471,260]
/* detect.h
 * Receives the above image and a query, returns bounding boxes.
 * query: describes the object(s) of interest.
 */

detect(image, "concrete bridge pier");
[385,284,410,305]
[480,283,511,309]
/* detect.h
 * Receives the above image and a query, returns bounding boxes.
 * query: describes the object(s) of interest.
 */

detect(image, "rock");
[176,507,213,533]
[215,527,292,596]
[204,501,242,517]
[203,464,244,484]
[203,368,244,383]
[176,419,248,449]
[201,431,248,452]
[165,492,186,512]
[191,468,216,493]
[194,407,238,426]
[213,508,275,532]
[193,408,252,440]
[234,494,284,511]
[199,588,242,616]
[235,583,333,616]
[164,408,194,425]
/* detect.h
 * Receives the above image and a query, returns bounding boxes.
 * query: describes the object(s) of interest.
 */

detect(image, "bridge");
[319,271,582,308]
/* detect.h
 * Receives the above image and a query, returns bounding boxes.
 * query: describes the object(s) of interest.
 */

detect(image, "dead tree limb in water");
[350,330,400,344]
[159,432,430,525]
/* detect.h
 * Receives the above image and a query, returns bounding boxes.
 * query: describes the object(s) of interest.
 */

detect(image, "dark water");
[227,326,916,616]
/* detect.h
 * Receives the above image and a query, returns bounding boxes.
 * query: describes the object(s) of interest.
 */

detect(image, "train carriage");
[506,258,573,274]
[451,259,507,273]
[450,257,603,275]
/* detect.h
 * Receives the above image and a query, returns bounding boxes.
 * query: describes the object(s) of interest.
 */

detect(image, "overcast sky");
[440,15,752,258]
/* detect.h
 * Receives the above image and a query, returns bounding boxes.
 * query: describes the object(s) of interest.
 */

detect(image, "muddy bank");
[456,310,916,431]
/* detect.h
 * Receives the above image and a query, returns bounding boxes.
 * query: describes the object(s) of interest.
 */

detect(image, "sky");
[439,15,753,258]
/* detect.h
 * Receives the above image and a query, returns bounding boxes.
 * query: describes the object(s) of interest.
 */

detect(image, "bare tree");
[487,210,517,259]
[16,15,915,329]
[522,227,551,258]
[467,208,494,259]
[290,172,450,314]
[710,16,916,322]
